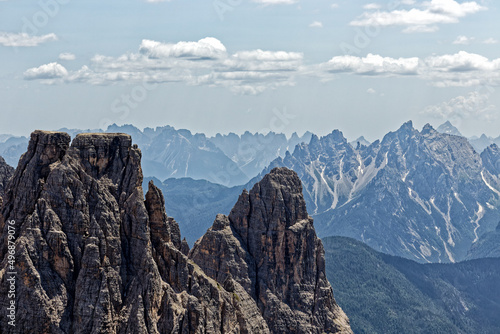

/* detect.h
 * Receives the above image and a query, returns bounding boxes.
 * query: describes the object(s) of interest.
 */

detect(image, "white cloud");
[0,32,57,47]
[24,62,68,81]
[58,52,76,61]
[350,0,486,33]
[453,35,474,45]
[317,51,500,88]
[424,51,498,72]
[323,53,420,75]
[22,36,500,94]
[422,91,496,121]
[367,88,376,94]
[232,49,303,61]
[309,21,323,28]
[483,38,498,44]
[139,37,227,59]
[24,37,303,95]
[252,0,298,4]
[331,3,339,9]
[363,3,381,10]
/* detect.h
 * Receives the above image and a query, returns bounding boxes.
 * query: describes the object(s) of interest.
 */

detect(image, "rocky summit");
[0,130,352,334]
[190,167,352,334]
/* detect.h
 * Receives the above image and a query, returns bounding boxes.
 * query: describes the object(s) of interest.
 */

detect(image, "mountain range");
[2,121,500,264]
[259,121,500,263]
[1,127,499,332]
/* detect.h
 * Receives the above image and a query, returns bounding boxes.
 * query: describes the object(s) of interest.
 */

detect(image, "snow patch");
[430,196,457,247]
[481,171,500,196]
[472,202,484,243]
[408,188,432,215]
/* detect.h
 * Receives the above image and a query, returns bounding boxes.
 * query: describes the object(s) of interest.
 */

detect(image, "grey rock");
[0,155,14,199]
[190,167,353,334]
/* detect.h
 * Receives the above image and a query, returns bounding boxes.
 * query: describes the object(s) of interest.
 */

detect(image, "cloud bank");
[0,32,57,47]
[350,0,486,33]
[24,37,304,95]
[23,37,500,93]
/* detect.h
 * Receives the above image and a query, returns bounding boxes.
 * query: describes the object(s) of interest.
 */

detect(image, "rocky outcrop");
[0,131,269,333]
[0,131,350,333]
[190,167,353,333]
[0,155,14,200]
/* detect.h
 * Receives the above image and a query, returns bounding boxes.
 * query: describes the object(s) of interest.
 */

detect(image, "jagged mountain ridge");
[190,168,352,333]
[0,130,352,333]
[0,121,499,186]
[0,125,312,187]
[468,134,500,153]
[259,121,500,263]
[106,124,250,187]
[210,131,312,178]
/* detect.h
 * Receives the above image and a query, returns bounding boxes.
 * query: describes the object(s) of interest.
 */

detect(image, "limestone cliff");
[190,167,352,333]
[0,131,351,334]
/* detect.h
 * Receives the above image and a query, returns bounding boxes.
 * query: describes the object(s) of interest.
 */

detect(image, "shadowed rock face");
[0,131,269,334]
[0,131,351,333]
[190,167,353,334]
[0,155,14,202]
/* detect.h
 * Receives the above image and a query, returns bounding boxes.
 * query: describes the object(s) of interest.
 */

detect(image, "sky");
[0,0,499,142]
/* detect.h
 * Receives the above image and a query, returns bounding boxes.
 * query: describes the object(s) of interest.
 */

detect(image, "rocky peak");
[191,167,353,333]
[421,123,436,135]
[1,130,70,229]
[481,143,500,176]
[229,167,309,247]
[0,156,14,197]
[399,120,414,131]
[436,121,463,137]
[145,180,182,250]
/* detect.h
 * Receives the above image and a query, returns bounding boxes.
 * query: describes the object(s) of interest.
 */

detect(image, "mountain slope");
[323,236,500,334]
[0,136,29,167]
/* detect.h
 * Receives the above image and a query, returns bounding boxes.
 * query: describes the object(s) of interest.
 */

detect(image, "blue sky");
[0,0,499,141]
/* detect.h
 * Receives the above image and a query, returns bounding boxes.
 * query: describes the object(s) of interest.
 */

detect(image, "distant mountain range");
[324,236,500,334]
[0,124,311,187]
[1,120,498,182]
[2,121,500,263]
[255,122,500,263]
